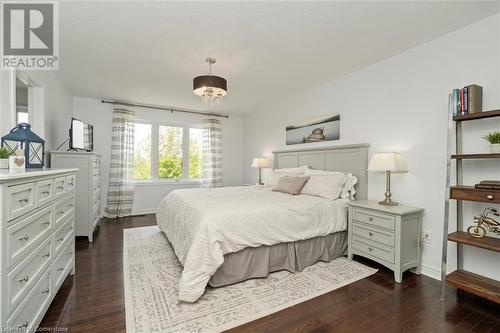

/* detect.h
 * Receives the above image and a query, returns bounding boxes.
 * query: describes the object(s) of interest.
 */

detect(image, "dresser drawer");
[66,174,76,192]
[35,179,53,207]
[7,237,52,314]
[54,195,74,228]
[352,236,394,264]
[54,217,74,256]
[53,176,66,198]
[352,208,395,230]
[7,183,35,221]
[7,206,53,268]
[53,239,74,291]
[6,269,52,333]
[352,222,395,247]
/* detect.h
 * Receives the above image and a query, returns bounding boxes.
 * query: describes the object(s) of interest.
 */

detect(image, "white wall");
[243,14,500,281]
[73,97,244,215]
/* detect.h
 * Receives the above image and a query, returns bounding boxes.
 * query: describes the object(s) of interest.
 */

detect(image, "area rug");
[123,226,377,333]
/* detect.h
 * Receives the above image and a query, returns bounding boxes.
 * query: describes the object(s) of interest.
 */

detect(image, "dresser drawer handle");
[68,203,74,208]
[68,226,73,230]
[68,251,74,255]
[41,288,50,294]
[486,194,494,200]
[57,210,64,215]
[57,267,64,272]
[57,237,64,242]
[42,190,50,195]
[68,182,74,186]
[42,221,50,226]
[18,322,28,329]
[18,197,29,203]
[18,235,29,241]
[368,247,373,252]
[368,217,374,222]
[42,253,50,257]
[57,185,64,190]
[368,232,374,237]
[18,276,29,282]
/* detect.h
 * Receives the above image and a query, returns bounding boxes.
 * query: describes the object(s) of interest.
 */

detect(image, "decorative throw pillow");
[300,174,348,200]
[265,166,308,187]
[304,168,358,200]
[272,175,310,195]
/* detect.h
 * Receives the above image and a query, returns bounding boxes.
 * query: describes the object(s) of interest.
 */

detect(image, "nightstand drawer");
[353,236,394,263]
[352,208,395,230]
[353,222,395,247]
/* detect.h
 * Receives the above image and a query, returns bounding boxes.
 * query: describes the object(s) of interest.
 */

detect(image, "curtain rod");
[101,99,229,119]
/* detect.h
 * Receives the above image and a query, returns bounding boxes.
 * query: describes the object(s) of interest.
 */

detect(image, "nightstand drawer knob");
[368,247,373,252]
[368,232,374,237]
[486,194,494,200]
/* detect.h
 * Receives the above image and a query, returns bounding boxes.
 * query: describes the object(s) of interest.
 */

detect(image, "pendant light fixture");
[193,58,227,105]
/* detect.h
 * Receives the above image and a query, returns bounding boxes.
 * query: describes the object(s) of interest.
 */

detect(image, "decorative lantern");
[1,123,45,168]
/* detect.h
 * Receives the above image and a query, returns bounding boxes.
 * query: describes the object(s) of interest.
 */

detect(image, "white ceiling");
[57,1,500,114]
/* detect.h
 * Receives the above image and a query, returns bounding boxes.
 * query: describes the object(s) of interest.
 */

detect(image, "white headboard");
[272,143,370,200]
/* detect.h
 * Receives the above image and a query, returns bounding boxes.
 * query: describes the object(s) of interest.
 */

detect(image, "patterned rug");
[123,226,377,333]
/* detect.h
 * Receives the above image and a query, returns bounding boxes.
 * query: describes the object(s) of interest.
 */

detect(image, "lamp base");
[379,198,399,206]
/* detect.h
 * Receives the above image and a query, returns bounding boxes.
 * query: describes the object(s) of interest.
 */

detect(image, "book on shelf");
[475,180,500,190]
[451,84,482,116]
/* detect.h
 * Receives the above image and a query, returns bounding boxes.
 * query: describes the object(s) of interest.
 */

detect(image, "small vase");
[0,158,8,169]
[491,144,500,153]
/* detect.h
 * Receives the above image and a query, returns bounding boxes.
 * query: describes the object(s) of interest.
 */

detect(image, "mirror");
[16,78,29,125]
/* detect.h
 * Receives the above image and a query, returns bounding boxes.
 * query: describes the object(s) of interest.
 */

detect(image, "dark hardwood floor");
[40,215,500,333]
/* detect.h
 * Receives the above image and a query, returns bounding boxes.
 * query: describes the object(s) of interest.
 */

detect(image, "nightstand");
[347,200,424,283]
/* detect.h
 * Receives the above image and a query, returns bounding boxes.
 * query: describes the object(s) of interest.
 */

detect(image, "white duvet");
[156,186,348,303]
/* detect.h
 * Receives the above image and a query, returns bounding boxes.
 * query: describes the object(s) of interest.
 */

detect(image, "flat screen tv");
[70,117,93,151]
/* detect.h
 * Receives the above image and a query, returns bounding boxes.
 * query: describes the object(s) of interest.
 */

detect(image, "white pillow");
[265,166,308,187]
[301,174,347,200]
[304,168,358,200]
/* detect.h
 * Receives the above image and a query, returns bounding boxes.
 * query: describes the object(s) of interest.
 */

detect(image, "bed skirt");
[208,231,348,287]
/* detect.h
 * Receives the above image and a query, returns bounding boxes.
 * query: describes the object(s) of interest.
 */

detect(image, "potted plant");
[484,132,500,153]
[0,147,13,169]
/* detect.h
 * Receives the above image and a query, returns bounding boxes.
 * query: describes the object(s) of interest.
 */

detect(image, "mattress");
[156,186,348,302]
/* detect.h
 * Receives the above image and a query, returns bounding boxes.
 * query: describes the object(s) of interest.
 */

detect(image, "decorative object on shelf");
[286,114,340,145]
[8,153,25,173]
[0,147,13,169]
[368,152,408,206]
[475,180,500,190]
[451,84,483,116]
[193,58,227,105]
[467,207,500,238]
[1,123,45,168]
[483,131,500,153]
[251,157,271,185]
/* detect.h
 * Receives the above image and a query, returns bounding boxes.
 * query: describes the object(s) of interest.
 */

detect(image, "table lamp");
[252,158,271,185]
[368,152,407,206]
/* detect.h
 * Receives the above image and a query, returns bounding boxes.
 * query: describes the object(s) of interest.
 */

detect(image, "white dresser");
[0,168,77,332]
[50,152,102,242]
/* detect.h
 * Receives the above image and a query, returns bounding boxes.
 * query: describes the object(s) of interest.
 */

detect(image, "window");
[133,122,204,182]
[133,123,152,180]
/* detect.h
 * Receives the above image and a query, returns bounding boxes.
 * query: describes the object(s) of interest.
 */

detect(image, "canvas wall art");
[286,114,340,145]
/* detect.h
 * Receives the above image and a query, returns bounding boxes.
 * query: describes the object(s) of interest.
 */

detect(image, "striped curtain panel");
[104,107,135,218]
[202,117,223,187]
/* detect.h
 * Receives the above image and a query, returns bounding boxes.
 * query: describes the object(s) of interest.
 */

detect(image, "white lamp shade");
[251,157,271,168]
[368,152,408,173]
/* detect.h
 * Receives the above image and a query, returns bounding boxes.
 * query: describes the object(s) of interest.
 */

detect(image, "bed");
[156,144,369,302]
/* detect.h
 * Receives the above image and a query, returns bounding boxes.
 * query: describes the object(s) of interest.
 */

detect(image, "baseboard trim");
[420,264,441,281]
[131,208,157,215]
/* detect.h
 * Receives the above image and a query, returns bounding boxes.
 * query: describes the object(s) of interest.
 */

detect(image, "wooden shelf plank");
[448,231,500,252]
[450,186,500,204]
[446,270,500,304]
[452,153,500,160]
[453,109,500,122]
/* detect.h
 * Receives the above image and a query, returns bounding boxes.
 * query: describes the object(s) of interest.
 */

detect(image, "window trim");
[133,120,203,182]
